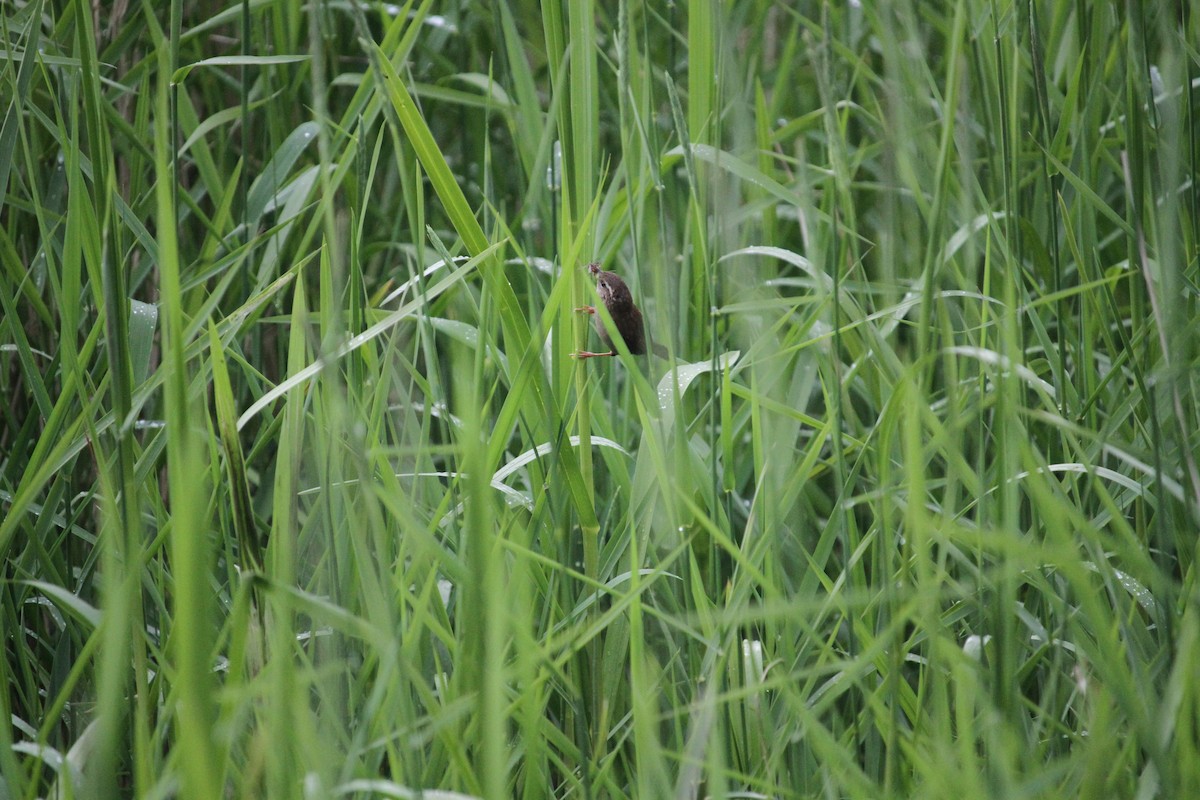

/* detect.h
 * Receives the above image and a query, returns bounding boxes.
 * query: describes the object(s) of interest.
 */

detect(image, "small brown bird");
[572,262,669,359]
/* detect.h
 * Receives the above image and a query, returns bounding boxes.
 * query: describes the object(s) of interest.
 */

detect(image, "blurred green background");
[1,1,1198,798]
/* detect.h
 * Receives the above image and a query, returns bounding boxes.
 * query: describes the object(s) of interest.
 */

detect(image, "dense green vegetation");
[2,1,1198,797]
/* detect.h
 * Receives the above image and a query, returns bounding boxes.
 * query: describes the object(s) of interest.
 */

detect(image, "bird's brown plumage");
[575,262,668,359]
